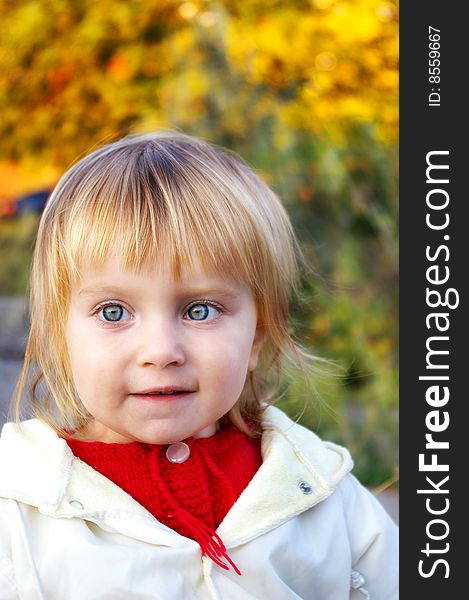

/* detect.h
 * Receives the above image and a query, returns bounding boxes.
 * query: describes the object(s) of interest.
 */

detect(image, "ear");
[248,328,265,372]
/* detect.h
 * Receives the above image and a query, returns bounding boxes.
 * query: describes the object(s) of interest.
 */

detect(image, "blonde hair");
[13,131,309,435]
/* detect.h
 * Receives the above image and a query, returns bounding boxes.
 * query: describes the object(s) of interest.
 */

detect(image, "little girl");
[0,132,398,599]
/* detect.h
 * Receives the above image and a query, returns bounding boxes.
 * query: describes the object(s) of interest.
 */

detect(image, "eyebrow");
[78,286,126,297]
[175,282,243,298]
[77,283,243,299]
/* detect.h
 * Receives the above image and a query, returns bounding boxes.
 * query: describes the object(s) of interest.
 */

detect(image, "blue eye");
[100,304,130,322]
[186,303,220,321]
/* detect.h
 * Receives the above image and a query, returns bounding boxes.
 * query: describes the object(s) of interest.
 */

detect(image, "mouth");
[131,387,195,401]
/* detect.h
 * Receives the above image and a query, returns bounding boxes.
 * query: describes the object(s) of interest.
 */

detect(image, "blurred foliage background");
[0,0,398,487]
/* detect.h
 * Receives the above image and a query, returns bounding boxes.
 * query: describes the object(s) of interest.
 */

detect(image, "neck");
[66,420,220,444]
[193,422,219,439]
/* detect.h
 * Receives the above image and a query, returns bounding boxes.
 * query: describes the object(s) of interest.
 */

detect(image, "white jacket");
[0,406,398,599]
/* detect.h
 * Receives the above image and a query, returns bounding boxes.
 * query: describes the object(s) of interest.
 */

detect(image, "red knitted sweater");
[65,426,262,573]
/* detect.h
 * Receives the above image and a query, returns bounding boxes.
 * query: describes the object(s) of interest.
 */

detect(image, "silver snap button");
[69,500,84,510]
[351,570,366,589]
[298,481,313,495]
[166,442,190,463]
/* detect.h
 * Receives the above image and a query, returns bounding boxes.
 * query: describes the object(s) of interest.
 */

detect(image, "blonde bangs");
[62,190,266,293]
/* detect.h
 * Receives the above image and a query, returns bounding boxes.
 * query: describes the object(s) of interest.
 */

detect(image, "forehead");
[63,203,257,291]
[71,254,248,296]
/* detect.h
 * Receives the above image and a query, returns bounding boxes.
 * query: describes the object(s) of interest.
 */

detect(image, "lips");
[134,386,194,395]
[131,386,195,401]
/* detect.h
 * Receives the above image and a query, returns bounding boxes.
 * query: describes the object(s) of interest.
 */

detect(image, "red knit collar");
[65,426,262,574]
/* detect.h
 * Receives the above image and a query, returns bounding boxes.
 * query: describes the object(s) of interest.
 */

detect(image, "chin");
[135,427,189,446]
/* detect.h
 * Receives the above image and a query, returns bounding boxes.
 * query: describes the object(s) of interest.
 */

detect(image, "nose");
[135,320,185,368]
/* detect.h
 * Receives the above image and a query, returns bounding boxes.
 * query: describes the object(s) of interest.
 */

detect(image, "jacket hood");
[0,406,353,548]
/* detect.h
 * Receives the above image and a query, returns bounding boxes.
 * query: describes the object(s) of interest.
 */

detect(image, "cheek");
[207,332,256,386]
[67,349,93,401]
[65,322,106,397]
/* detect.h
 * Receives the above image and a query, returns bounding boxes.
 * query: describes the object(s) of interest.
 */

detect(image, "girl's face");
[65,256,263,444]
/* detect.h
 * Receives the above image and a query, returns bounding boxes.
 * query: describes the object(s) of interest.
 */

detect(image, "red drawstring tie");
[150,444,242,575]
[170,508,241,575]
